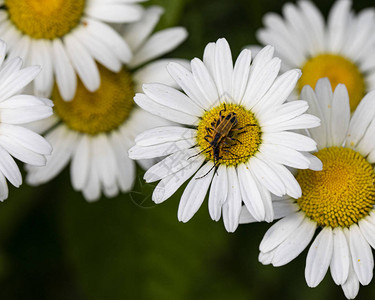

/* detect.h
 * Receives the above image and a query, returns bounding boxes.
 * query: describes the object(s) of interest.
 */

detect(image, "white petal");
[214,38,233,99]
[86,3,143,23]
[129,27,188,68]
[64,32,100,92]
[258,155,302,199]
[178,161,214,222]
[330,228,350,285]
[136,126,195,147]
[249,156,285,197]
[122,6,164,51]
[348,224,374,285]
[359,218,375,249]
[75,27,121,72]
[0,65,41,101]
[259,212,304,253]
[262,131,317,152]
[222,167,242,232]
[0,95,53,124]
[259,144,311,169]
[134,93,198,125]
[0,123,51,155]
[167,62,212,109]
[142,83,203,116]
[133,58,190,91]
[271,217,316,266]
[52,39,77,101]
[70,135,90,191]
[0,171,9,201]
[110,130,136,192]
[232,49,252,103]
[237,163,265,221]
[0,135,46,166]
[191,58,219,106]
[129,136,195,160]
[327,0,351,52]
[84,17,132,64]
[254,69,301,114]
[0,146,21,187]
[208,164,227,221]
[331,84,350,146]
[305,227,333,288]
[347,89,375,148]
[341,254,360,300]
[30,40,53,98]
[144,148,199,182]
[152,155,204,204]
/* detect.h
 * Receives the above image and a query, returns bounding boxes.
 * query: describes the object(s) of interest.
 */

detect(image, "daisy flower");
[25,6,188,202]
[244,78,375,299]
[0,40,53,201]
[128,38,321,232]
[256,0,375,111]
[0,0,146,101]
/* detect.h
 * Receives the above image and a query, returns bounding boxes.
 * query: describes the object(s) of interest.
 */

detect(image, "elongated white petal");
[271,217,316,266]
[142,83,203,116]
[331,84,350,146]
[152,155,204,204]
[237,163,265,221]
[0,146,21,187]
[134,93,198,125]
[260,212,304,253]
[129,27,188,68]
[222,167,241,232]
[341,253,360,300]
[232,49,251,103]
[178,161,214,222]
[330,228,350,285]
[214,38,233,99]
[52,39,77,101]
[348,224,374,285]
[208,164,227,221]
[305,227,333,288]
[144,148,199,182]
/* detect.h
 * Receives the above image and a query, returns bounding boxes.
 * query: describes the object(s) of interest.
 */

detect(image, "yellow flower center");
[298,54,366,111]
[196,103,262,166]
[5,0,85,39]
[52,66,135,135]
[296,147,375,228]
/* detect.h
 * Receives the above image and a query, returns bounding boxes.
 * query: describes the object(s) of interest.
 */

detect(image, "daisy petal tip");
[310,158,323,171]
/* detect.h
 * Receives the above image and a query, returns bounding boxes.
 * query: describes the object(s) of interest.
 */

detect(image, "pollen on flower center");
[296,147,375,228]
[196,103,262,166]
[52,66,135,135]
[5,0,85,39]
[298,54,366,111]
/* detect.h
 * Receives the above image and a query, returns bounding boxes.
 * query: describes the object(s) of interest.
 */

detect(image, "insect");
[191,104,255,179]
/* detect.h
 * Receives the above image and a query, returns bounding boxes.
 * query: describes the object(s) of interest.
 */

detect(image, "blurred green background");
[1,0,375,299]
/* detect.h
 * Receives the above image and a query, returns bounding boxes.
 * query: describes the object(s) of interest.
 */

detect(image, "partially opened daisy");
[245,78,375,299]
[0,0,146,100]
[0,40,53,201]
[129,38,321,232]
[256,0,375,111]
[25,6,188,201]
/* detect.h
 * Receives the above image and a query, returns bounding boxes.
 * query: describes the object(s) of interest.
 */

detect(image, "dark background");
[1,0,374,299]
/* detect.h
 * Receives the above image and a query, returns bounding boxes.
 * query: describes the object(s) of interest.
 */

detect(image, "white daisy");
[25,6,188,202]
[242,78,375,299]
[0,40,53,201]
[128,38,321,232]
[256,0,375,111]
[0,0,146,101]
